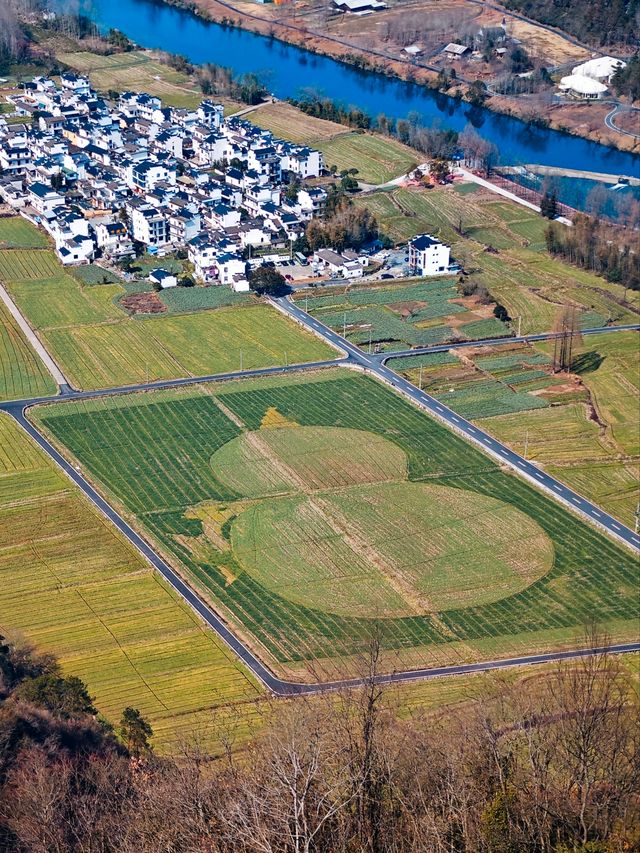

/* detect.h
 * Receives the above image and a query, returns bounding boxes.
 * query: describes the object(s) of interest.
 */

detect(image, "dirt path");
[0,281,67,388]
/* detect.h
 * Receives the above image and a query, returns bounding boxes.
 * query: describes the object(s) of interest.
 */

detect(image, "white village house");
[408,234,451,276]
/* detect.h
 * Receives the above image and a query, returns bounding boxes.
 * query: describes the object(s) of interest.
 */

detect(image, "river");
[82,0,639,193]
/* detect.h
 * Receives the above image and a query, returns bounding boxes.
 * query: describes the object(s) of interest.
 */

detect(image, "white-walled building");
[131,205,169,247]
[408,234,450,276]
[559,74,608,99]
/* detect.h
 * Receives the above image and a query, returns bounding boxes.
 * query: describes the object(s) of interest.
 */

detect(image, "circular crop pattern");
[209,425,554,618]
[210,425,408,498]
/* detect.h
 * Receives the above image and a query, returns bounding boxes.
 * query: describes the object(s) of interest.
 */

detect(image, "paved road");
[8,399,640,696]
[380,324,640,363]
[275,297,640,553]
[604,104,640,140]
[0,357,346,412]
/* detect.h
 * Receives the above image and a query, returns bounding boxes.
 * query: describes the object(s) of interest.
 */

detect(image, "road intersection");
[1,304,638,694]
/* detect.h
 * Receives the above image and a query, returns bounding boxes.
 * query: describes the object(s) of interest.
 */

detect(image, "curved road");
[604,104,640,140]
[1,315,638,694]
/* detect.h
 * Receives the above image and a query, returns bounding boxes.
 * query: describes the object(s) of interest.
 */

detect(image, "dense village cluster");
[0,72,335,291]
[0,73,452,291]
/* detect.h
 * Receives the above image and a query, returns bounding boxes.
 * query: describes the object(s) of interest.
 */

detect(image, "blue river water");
[84,0,639,180]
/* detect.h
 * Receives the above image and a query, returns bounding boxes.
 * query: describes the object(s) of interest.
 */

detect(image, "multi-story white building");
[131,205,169,247]
[408,234,451,276]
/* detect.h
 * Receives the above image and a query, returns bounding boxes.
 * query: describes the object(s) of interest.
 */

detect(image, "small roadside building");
[149,269,177,289]
[442,43,469,59]
[408,234,450,276]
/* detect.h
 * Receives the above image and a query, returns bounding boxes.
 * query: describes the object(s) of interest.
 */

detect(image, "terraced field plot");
[396,334,640,526]
[0,301,56,401]
[0,240,334,388]
[35,369,639,680]
[0,413,261,751]
[315,134,418,185]
[298,279,510,349]
[354,186,638,334]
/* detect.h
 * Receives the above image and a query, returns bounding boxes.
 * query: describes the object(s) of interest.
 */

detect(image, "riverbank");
[161,0,639,155]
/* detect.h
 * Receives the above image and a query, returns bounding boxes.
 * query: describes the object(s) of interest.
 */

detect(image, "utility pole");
[343,311,347,338]
[368,328,372,354]
[419,364,423,390]
[523,429,529,460]
[635,502,640,535]
[240,350,243,371]
[517,315,522,337]
[284,350,288,366]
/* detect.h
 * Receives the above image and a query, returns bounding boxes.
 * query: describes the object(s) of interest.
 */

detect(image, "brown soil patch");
[388,300,426,317]
[121,291,166,314]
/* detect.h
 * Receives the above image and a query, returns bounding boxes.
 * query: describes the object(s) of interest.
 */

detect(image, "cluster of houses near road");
[0,73,452,290]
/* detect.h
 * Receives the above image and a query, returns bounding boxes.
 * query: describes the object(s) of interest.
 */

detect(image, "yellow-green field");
[34,370,639,680]
[0,301,56,401]
[246,100,346,142]
[0,413,262,751]
[395,332,639,526]
[57,49,241,112]
[0,216,49,249]
[0,238,336,389]
[316,133,418,185]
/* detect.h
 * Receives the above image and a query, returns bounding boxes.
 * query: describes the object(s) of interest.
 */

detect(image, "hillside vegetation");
[504,0,640,47]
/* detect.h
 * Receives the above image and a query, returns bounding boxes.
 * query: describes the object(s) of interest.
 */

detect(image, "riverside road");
[1,310,638,695]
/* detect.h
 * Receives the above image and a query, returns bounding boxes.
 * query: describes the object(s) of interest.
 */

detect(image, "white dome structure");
[559,74,608,99]
[573,56,626,82]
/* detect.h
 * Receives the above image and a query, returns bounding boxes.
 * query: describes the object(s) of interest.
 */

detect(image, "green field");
[0,217,49,249]
[34,369,639,679]
[57,49,240,112]
[0,301,56,402]
[298,278,510,349]
[315,133,418,184]
[0,239,335,389]
[0,413,261,751]
[396,334,639,526]
[354,186,638,334]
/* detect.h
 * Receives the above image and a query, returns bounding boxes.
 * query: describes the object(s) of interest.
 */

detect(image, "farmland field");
[0,241,335,388]
[34,369,639,680]
[0,301,56,401]
[315,134,418,185]
[298,278,510,350]
[395,334,639,526]
[56,49,242,112]
[0,413,261,751]
[354,185,638,334]
[0,217,49,249]
[246,101,345,143]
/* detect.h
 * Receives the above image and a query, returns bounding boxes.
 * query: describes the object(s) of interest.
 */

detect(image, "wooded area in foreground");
[0,631,638,852]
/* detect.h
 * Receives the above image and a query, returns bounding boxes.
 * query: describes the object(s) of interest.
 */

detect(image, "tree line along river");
[81,0,639,209]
